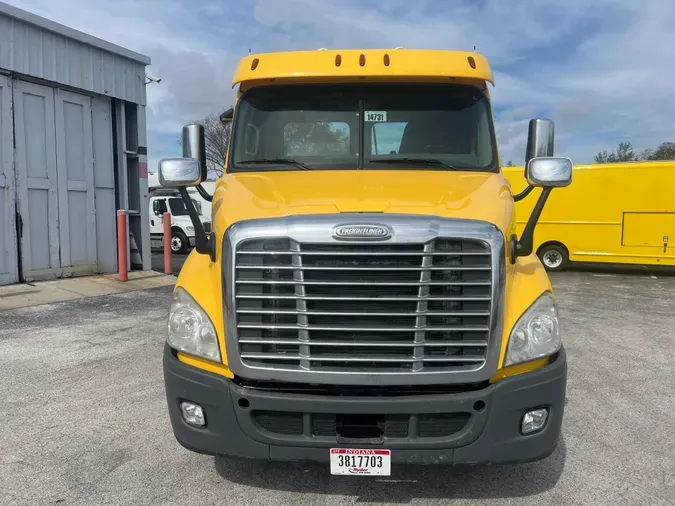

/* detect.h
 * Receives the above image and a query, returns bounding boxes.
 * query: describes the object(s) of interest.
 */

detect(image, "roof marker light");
[335,54,342,67]
[359,54,366,66]
[383,54,390,66]
[251,58,259,70]
[467,56,476,69]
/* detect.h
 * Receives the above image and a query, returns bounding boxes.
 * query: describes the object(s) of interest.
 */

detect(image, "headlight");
[504,292,560,367]
[167,287,220,362]
[186,226,195,233]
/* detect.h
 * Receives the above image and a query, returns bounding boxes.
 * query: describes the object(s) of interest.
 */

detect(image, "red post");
[117,209,128,282]
[163,212,172,275]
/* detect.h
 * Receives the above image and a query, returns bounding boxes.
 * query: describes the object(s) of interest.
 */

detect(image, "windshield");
[168,198,201,216]
[229,83,498,172]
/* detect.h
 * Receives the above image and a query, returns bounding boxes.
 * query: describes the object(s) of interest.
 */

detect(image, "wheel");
[170,230,188,254]
[538,244,568,272]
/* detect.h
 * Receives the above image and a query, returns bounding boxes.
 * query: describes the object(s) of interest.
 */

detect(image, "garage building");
[0,2,152,285]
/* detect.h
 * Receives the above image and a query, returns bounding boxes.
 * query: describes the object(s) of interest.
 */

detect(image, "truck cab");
[159,49,571,474]
[149,190,210,254]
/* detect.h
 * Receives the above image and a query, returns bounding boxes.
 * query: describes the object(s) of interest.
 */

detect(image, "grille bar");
[413,242,434,371]
[236,265,490,271]
[240,353,486,363]
[236,279,491,286]
[238,250,489,257]
[236,294,491,301]
[291,240,310,370]
[238,339,488,348]
[238,323,489,332]
[236,309,492,317]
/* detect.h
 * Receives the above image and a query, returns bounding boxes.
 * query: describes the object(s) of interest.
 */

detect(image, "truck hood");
[212,170,515,237]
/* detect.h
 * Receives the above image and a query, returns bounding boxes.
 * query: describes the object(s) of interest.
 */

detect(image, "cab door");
[150,198,168,234]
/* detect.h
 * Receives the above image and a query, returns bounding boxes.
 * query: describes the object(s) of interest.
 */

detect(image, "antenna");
[473,45,476,52]
[248,48,251,55]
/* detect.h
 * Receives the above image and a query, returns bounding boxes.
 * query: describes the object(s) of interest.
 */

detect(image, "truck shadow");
[214,437,566,502]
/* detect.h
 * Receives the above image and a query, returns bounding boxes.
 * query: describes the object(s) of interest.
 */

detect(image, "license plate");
[330,448,391,476]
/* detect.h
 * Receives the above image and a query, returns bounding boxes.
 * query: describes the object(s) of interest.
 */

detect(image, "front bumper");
[163,344,566,465]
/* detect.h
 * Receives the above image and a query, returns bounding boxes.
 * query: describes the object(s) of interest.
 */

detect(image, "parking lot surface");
[1,271,674,505]
[151,250,188,276]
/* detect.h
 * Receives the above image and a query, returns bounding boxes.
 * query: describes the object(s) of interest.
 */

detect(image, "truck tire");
[538,244,568,272]
[171,230,189,254]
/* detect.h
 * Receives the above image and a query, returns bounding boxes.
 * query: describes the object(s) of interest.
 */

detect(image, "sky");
[8,0,675,171]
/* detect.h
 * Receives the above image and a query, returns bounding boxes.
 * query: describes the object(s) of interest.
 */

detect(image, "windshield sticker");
[365,111,387,122]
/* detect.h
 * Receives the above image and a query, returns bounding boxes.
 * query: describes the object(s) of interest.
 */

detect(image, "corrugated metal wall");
[0,3,151,285]
[0,4,148,105]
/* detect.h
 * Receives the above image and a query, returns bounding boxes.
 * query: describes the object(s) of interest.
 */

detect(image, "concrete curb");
[0,271,176,311]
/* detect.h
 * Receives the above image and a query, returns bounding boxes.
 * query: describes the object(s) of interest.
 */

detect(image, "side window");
[157,199,168,215]
[371,122,407,155]
[244,124,259,155]
[284,122,350,156]
[475,106,492,165]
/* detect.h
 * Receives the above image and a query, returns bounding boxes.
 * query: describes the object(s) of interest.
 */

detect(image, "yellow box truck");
[504,162,675,271]
[159,48,571,474]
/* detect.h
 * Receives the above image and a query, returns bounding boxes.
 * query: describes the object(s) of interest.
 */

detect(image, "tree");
[641,142,675,161]
[178,110,232,178]
[283,122,348,155]
[197,112,231,178]
[594,141,637,164]
[595,141,675,164]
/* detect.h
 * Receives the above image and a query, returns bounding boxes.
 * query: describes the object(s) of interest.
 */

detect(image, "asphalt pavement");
[151,250,188,276]
[1,271,674,505]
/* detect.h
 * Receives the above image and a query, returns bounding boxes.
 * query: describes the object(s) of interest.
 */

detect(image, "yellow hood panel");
[212,170,514,237]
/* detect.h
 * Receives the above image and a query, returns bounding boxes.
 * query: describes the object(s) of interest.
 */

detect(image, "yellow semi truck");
[504,162,675,271]
[159,49,571,474]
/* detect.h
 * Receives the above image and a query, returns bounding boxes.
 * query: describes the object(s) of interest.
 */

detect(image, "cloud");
[6,0,675,166]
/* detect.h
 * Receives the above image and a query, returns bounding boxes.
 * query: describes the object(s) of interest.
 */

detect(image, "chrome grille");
[233,237,492,374]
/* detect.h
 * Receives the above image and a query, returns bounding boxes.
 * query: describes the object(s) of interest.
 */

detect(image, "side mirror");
[152,200,159,215]
[513,118,556,203]
[526,157,572,188]
[164,123,213,259]
[510,118,574,263]
[220,108,234,124]
[524,118,555,167]
[182,124,208,183]
[158,158,202,188]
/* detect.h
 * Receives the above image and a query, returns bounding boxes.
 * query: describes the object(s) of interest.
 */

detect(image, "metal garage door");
[54,89,97,276]
[91,97,117,274]
[13,80,61,281]
[13,81,103,282]
[0,77,17,285]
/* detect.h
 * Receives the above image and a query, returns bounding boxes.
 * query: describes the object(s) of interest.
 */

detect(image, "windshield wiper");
[237,158,311,170]
[369,158,459,170]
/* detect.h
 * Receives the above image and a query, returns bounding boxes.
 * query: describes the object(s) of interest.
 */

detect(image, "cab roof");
[231,48,494,88]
